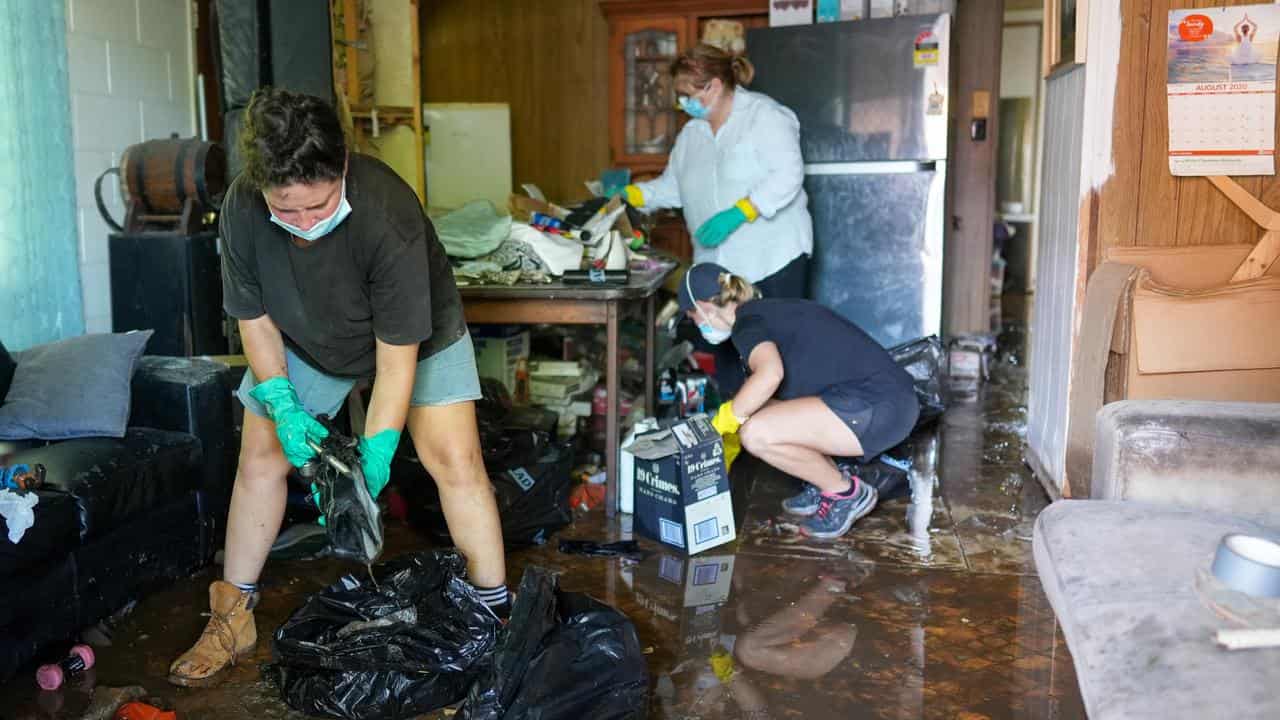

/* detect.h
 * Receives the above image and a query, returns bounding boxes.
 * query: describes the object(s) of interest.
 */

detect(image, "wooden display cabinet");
[601,0,767,262]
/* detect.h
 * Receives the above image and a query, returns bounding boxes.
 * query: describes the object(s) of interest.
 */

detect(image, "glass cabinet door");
[622,26,681,157]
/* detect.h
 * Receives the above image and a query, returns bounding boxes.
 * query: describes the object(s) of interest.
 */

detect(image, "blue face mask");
[698,322,732,345]
[678,95,710,120]
[269,181,352,242]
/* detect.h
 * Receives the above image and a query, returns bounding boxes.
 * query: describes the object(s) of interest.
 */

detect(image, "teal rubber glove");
[248,377,329,468]
[308,428,400,525]
[357,428,401,499]
[694,205,749,248]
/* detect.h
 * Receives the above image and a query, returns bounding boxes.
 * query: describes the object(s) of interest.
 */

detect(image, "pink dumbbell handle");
[36,645,95,690]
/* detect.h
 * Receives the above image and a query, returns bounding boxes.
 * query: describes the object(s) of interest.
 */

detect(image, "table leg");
[645,294,656,418]
[606,301,620,517]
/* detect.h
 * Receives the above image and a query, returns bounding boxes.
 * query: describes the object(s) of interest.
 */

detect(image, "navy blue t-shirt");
[730,298,914,404]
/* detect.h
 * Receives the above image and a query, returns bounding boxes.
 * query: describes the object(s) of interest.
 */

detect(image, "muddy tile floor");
[1,319,1085,719]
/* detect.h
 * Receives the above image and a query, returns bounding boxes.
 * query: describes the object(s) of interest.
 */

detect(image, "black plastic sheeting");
[888,335,947,427]
[269,551,499,720]
[460,567,649,720]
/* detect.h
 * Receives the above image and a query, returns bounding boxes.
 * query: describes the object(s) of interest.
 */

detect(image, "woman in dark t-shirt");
[168,88,509,687]
[680,263,918,539]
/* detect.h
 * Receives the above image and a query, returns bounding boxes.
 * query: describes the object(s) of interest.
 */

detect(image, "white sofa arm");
[1092,400,1280,521]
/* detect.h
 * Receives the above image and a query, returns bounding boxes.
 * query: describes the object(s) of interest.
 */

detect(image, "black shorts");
[819,382,918,459]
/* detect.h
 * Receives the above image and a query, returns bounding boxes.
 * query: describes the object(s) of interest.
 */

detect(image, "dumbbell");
[35,644,95,690]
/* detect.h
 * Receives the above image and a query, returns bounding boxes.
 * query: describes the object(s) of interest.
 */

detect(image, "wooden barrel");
[120,138,227,215]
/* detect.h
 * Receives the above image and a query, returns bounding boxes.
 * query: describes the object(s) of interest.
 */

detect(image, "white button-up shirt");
[636,88,812,283]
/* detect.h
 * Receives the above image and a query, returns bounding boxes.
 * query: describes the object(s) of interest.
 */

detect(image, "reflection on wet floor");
[1,318,1085,719]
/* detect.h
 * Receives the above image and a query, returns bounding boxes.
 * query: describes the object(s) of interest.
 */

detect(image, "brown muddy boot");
[167,580,258,687]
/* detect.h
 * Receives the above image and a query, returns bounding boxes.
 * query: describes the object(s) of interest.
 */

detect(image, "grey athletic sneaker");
[782,483,823,516]
[801,478,878,539]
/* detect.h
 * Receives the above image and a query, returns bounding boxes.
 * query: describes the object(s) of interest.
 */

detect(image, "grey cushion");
[0,331,154,440]
[1034,500,1280,720]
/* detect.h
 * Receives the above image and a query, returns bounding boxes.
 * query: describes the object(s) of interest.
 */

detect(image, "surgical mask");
[698,322,731,345]
[269,181,351,241]
[678,95,709,119]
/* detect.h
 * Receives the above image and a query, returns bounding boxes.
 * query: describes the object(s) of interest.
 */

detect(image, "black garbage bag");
[854,456,911,501]
[490,442,574,546]
[301,417,383,564]
[888,335,947,426]
[461,567,649,720]
[477,377,514,424]
[267,551,499,720]
[399,431,574,548]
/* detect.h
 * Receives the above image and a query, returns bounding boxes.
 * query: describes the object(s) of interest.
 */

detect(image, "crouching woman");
[679,263,918,539]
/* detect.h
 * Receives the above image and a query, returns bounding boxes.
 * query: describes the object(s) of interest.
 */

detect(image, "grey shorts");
[237,333,483,419]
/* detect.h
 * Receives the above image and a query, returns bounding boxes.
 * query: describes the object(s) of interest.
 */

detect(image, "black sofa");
[0,353,235,682]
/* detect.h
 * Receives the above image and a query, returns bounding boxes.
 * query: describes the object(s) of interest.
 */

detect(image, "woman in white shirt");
[623,43,813,393]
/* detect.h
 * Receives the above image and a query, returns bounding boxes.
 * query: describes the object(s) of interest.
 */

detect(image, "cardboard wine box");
[629,416,736,554]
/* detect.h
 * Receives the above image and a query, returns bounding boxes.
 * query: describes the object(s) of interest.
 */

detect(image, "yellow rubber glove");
[710,647,736,684]
[722,430,742,473]
[622,184,645,208]
[711,401,744,436]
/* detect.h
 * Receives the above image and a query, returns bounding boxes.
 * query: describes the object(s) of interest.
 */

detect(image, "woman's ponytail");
[671,44,755,90]
[715,272,760,305]
[730,55,755,87]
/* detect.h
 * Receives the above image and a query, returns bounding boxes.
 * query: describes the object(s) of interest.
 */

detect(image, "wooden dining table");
[459,260,678,516]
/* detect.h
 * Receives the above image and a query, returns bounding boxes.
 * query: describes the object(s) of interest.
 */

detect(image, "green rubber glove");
[357,428,401,499]
[694,205,749,248]
[248,377,329,468]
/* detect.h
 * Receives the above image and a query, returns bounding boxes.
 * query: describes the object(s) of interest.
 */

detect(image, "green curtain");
[0,0,83,349]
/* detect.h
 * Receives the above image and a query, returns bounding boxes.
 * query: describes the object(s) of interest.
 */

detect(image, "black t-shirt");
[731,298,914,403]
[220,153,466,378]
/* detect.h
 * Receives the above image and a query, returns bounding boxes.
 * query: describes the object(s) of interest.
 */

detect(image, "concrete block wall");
[67,0,195,333]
